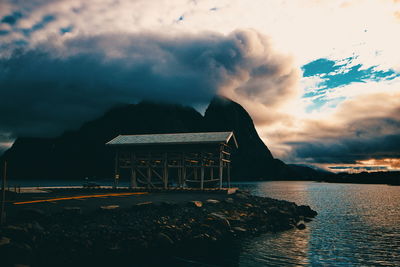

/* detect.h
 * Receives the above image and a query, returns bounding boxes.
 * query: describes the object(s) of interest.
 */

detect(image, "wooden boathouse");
[106,132,238,189]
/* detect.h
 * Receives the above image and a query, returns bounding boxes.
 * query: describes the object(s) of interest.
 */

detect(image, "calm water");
[236,181,400,267]
[8,180,400,266]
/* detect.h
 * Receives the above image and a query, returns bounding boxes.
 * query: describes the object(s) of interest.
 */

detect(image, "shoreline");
[0,189,317,267]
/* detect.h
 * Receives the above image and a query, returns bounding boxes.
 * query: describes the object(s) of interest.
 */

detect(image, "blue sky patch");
[60,25,74,34]
[20,14,56,37]
[1,11,23,25]
[302,58,341,77]
[302,57,400,112]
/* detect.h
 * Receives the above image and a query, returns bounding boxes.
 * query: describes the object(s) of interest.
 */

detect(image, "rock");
[28,221,44,234]
[157,232,174,246]
[235,193,248,199]
[190,201,203,208]
[63,206,82,214]
[298,205,318,217]
[206,199,220,204]
[227,188,238,195]
[2,225,30,242]
[296,222,306,230]
[0,236,10,246]
[233,227,247,233]
[225,197,234,203]
[209,212,227,220]
[218,218,231,230]
[135,201,153,207]
[206,216,231,231]
[17,208,45,221]
[100,205,120,210]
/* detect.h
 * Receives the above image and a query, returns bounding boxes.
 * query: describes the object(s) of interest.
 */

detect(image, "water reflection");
[236,181,400,266]
[239,228,310,266]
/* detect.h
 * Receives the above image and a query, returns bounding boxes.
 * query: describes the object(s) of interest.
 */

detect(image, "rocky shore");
[0,190,317,267]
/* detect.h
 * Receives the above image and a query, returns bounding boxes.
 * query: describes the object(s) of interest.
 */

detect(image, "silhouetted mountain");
[0,97,327,181]
[288,164,333,180]
[323,171,400,185]
[204,97,293,179]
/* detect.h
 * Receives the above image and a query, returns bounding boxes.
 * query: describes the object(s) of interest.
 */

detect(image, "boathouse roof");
[106,131,238,148]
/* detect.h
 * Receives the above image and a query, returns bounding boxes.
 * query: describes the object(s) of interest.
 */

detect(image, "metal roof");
[106,131,238,147]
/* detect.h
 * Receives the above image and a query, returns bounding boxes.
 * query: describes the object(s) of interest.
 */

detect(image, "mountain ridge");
[0,96,325,181]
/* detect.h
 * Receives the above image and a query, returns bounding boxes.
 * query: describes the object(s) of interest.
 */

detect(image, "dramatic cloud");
[1,0,400,172]
[269,83,400,170]
[0,29,298,141]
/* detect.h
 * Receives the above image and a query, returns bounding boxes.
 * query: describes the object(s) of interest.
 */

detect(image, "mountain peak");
[1,98,304,180]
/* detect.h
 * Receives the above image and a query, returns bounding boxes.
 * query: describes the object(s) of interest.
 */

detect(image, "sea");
[7,180,400,266]
[236,181,400,267]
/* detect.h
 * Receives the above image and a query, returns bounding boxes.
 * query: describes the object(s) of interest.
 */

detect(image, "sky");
[0,0,400,172]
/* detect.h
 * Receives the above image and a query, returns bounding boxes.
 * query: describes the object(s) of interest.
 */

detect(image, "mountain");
[203,97,292,179]
[287,164,333,180]
[0,97,325,181]
[323,171,400,185]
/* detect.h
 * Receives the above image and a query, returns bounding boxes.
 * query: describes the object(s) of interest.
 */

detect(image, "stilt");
[178,166,182,188]
[227,162,231,188]
[182,152,186,188]
[114,151,119,188]
[200,152,204,190]
[130,153,137,188]
[163,152,168,189]
[147,152,152,188]
[219,147,223,189]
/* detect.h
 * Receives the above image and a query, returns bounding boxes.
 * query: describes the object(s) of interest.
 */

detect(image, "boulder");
[100,205,120,210]
[63,206,82,214]
[134,202,153,209]
[296,222,306,230]
[209,212,227,220]
[0,236,10,246]
[225,198,234,203]
[190,201,203,208]
[27,221,44,234]
[156,232,174,246]
[235,193,248,199]
[233,227,247,233]
[206,199,220,204]
[298,205,318,217]
[2,225,30,242]
[17,208,46,221]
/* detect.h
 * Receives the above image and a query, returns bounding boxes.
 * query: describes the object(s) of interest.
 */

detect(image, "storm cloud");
[0,29,298,148]
[2,0,400,171]
[282,91,400,167]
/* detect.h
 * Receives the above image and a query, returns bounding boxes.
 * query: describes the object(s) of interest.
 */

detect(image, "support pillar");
[114,150,119,188]
[163,152,168,189]
[227,162,231,189]
[130,152,137,188]
[177,167,182,188]
[200,152,204,190]
[219,147,223,189]
[182,152,186,188]
[147,152,151,188]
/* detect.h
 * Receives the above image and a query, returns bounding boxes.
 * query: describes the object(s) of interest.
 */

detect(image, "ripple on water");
[236,181,400,266]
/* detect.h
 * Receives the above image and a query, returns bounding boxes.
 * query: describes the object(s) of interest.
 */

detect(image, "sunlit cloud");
[1,0,400,173]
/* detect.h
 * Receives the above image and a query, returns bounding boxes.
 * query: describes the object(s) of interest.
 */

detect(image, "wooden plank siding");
[106,132,237,189]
